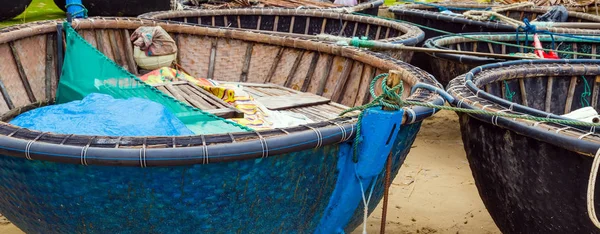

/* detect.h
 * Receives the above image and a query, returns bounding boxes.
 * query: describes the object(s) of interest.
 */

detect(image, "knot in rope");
[340,73,406,162]
[518,18,537,34]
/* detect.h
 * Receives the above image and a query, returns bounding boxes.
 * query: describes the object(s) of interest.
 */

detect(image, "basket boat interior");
[393,3,600,23]
[139,8,424,45]
[426,33,600,62]
[0,18,441,165]
[447,60,600,154]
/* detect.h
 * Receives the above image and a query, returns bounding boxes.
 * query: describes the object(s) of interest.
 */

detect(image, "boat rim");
[0,17,442,167]
[447,59,600,156]
[423,32,600,63]
[138,7,425,46]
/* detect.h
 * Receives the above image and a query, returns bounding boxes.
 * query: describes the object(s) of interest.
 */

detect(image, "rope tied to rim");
[462,2,535,27]
[339,73,406,163]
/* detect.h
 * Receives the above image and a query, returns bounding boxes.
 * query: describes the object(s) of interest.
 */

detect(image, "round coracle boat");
[179,0,384,16]
[424,32,600,85]
[0,18,442,233]
[447,59,600,233]
[139,8,425,61]
[53,0,174,16]
[389,3,600,39]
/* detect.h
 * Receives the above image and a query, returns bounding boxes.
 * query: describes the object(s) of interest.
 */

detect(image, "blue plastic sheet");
[10,93,194,136]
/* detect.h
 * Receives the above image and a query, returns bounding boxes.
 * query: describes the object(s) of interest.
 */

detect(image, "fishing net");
[56,22,251,134]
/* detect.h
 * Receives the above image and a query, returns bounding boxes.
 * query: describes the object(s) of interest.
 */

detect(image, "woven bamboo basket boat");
[447,59,600,233]
[0,18,442,233]
[179,0,384,16]
[389,3,600,39]
[139,8,425,61]
[424,33,600,85]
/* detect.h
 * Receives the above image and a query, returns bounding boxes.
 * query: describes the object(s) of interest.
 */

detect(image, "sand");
[0,111,500,234]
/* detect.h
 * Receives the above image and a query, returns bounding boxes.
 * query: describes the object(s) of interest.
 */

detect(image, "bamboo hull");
[139,8,424,62]
[0,18,442,233]
[458,114,600,233]
[447,60,600,233]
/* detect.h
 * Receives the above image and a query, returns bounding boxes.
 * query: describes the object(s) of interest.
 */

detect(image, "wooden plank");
[256,94,330,110]
[150,81,189,87]
[164,84,189,104]
[186,83,231,108]
[545,77,553,112]
[178,85,214,110]
[564,76,577,114]
[9,42,36,102]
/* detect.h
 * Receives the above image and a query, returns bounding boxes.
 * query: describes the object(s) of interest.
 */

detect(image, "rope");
[503,80,516,102]
[356,166,378,234]
[65,3,88,18]
[462,2,536,27]
[352,12,600,58]
[582,76,592,107]
[588,148,600,229]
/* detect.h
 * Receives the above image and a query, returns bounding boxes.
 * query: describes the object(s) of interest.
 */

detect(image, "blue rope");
[516,18,600,52]
[65,3,88,18]
[399,0,491,12]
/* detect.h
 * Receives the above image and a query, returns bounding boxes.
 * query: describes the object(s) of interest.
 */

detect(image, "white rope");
[356,165,379,234]
[587,148,600,229]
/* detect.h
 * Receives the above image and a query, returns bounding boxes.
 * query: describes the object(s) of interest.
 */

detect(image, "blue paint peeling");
[315,108,404,233]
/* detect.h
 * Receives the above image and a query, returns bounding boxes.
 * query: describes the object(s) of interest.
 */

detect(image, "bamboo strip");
[122,29,138,75]
[45,34,54,100]
[239,43,254,82]
[284,50,305,88]
[265,48,285,83]
[301,53,319,92]
[331,59,354,103]
[316,56,334,96]
[545,77,553,112]
[519,79,528,106]
[9,43,35,102]
[208,39,218,79]
[565,76,578,114]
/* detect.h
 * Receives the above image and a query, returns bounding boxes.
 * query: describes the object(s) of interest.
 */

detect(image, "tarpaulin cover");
[10,93,195,136]
[56,22,250,135]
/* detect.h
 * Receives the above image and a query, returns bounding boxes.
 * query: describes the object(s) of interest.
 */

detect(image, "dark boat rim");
[179,0,384,13]
[389,3,600,34]
[138,7,425,46]
[424,32,600,64]
[0,17,442,167]
[447,59,600,156]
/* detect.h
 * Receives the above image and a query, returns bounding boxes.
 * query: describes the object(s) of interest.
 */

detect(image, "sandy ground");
[0,111,500,234]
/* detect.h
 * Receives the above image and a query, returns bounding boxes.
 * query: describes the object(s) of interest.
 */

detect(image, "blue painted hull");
[0,123,421,233]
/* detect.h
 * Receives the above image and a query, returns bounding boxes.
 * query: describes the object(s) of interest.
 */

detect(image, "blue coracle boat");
[0,18,442,233]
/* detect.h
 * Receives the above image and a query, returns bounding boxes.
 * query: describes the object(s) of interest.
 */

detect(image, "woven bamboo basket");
[139,8,424,61]
[447,59,600,233]
[424,32,600,85]
[389,3,600,39]
[0,18,442,233]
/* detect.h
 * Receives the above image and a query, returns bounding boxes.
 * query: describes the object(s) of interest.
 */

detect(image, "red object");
[533,34,559,59]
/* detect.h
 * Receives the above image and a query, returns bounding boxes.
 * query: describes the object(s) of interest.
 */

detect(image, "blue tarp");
[10,93,194,136]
